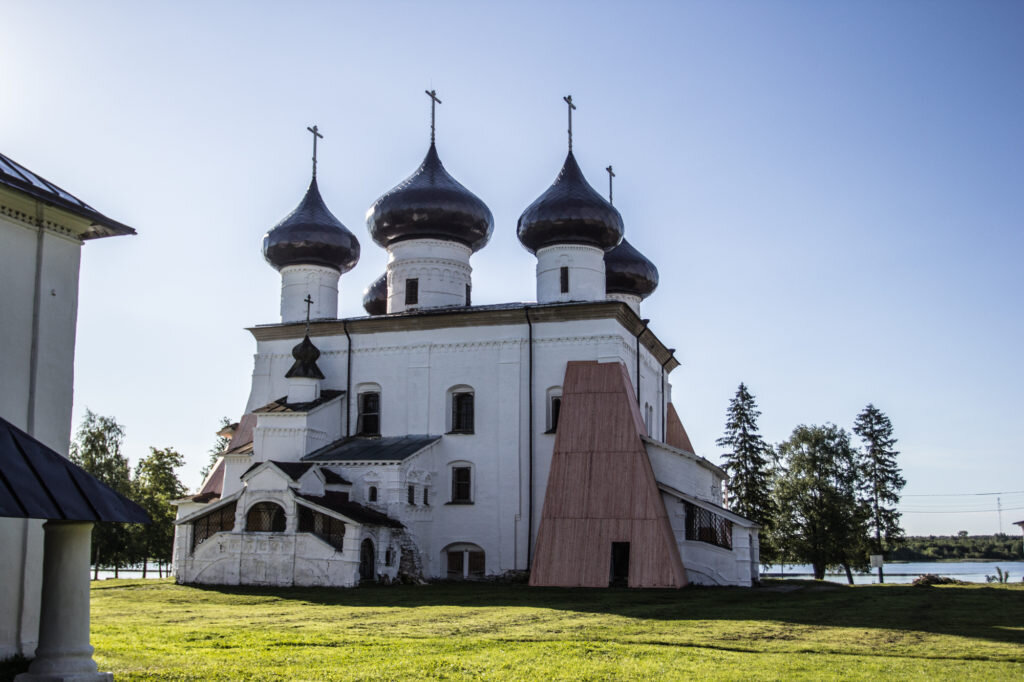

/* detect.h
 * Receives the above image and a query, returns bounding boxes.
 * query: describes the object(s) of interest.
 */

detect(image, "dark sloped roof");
[0,152,136,239]
[302,435,441,462]
[0,416,149,523]
[242,460,314,481]
[321,469,352,485]
[295,492,403,528]
[253,389,344,414]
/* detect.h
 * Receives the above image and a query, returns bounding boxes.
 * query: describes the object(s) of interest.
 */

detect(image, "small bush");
[912,574,966,587]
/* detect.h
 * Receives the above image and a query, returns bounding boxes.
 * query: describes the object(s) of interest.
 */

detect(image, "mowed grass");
[83,579,1023,681]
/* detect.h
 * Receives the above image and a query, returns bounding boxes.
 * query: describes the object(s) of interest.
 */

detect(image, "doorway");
[610,542,630,587]
[359,538,376,583]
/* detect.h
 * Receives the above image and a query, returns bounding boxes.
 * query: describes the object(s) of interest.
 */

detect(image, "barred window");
[246,501,286,533]
[451,392,474,433]
[298,505,346,551]
[683,501,732,550]
[191,501,236,553]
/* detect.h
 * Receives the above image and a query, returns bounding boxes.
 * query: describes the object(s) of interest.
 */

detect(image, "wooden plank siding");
[665,403,696,454]
[530,361,688,588]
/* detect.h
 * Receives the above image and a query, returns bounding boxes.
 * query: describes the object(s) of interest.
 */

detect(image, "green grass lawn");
[45,579,1024,680]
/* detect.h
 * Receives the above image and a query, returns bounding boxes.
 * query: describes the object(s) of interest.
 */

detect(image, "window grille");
[451,392,474,433]
[405,278,419,305]
[357,392,380,436]
[560,266,569,293]
[683,501,732,550]
[246,501,286,533]
[191,501,236,553]
[298,505,346,551]
[451,467,472,503]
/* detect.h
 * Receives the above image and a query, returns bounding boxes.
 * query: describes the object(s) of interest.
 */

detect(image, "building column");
[16,521,112,682]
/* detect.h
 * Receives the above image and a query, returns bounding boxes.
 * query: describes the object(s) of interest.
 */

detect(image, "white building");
[173,111,759,588]
[0,152,135,662]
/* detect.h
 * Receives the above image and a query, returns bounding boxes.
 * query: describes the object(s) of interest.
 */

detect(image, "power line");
[903,489,1024,497]
[901,506,1024,514]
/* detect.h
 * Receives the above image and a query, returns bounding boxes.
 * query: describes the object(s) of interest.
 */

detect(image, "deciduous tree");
[134,447,187,577]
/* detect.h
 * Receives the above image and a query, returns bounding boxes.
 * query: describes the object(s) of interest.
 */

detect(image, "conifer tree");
[716,383,777,563]
[853,404,906,583]
[199,416,233,480]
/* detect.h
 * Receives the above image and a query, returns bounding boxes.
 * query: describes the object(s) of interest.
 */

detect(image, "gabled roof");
[196,458,225,500]
[302,435,441,463]
[321,469,351,485]
[253,389,344,414]
[0,152,136,239]
[0,416,149,523]
[225,413,256,454]
[241,460,313,481]
[295,492,403,528]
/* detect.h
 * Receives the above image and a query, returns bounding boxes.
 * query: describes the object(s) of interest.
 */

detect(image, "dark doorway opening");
[610,542,630,587]
[359,538,376,583]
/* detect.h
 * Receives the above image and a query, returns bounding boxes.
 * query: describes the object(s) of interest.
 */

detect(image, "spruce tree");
[199,416,233,480]
[853,404,906,583]
[716,383,777,563]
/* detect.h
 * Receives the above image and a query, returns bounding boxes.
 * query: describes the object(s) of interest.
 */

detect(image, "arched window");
[446,385,474,434]
[368,485,378,502]
[443,543,485,579]
[546,386,562,433]
[246,501,286,532]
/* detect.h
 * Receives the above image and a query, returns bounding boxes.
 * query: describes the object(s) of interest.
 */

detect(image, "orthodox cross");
[425,89,442,144]
[303,294,314,332]
[606,165,615,205]
[563,95,576,152]
[307,125,323,178]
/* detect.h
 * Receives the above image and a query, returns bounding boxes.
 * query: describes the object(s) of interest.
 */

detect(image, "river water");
[760,561,1024,584]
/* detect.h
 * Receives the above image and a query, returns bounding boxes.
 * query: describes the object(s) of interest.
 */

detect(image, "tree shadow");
[183,580,1024,649]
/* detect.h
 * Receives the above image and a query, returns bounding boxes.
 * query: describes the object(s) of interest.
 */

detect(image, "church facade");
[172,103,759,588]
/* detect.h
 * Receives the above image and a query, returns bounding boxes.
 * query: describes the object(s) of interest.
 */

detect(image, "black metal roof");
[0,152,136,239]
[605,238,659,299]
[252,389,344,414]
[302,435,441,462]
[321,468,352,485]
[285,335,326,380]
[0,416,150,523]
[263,177,361,273]
[362,272,387,316]
[295,492,403,528]
[242,460,313,481]
[367,143,494,252]
[517,151,624,254]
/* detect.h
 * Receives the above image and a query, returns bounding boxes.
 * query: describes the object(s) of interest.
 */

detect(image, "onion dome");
[263,178,361,272]
[366,144,494,252]
[285,335,325,380]
[605,238,659,299]
[517,152,624,254]
[362,273,387,315]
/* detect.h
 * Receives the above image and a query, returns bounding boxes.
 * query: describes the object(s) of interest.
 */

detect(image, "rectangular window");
[357,392,380,436]
[405,278,419,305]
[423,488,429,506]
[408,485,416,505]
[560,266,569,294]
[683,501,733,550]
[465,283,472,306]
[451,392,474,433]
[550,396,561,432]
[451,466,472,503]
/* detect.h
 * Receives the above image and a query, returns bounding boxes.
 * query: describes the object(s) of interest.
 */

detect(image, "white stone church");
[172,103,760,588]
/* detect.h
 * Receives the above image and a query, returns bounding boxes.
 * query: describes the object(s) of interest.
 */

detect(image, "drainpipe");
[635,319,650,407]
[660,349,675,442]
[343,320,353,437]
[525,306,534,568]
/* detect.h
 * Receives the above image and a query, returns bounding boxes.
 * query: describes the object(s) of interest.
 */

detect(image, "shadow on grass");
[165,580,1024,649]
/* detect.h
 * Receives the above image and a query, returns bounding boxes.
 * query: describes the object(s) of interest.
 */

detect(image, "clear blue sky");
[3,1,1022,535]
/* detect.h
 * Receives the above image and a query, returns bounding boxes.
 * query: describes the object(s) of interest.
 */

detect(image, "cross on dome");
[306,125,324,178]
[606,165,615,205]
[425,89,442,144]
[563,95,576,152]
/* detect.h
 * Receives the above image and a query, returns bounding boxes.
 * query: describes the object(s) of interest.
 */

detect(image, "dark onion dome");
[285,335,325,380]
[263,177,361,272]
[605,238,659,299]
[517,151,624,254]
[362,272,387,315]
[366,143,494,252]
